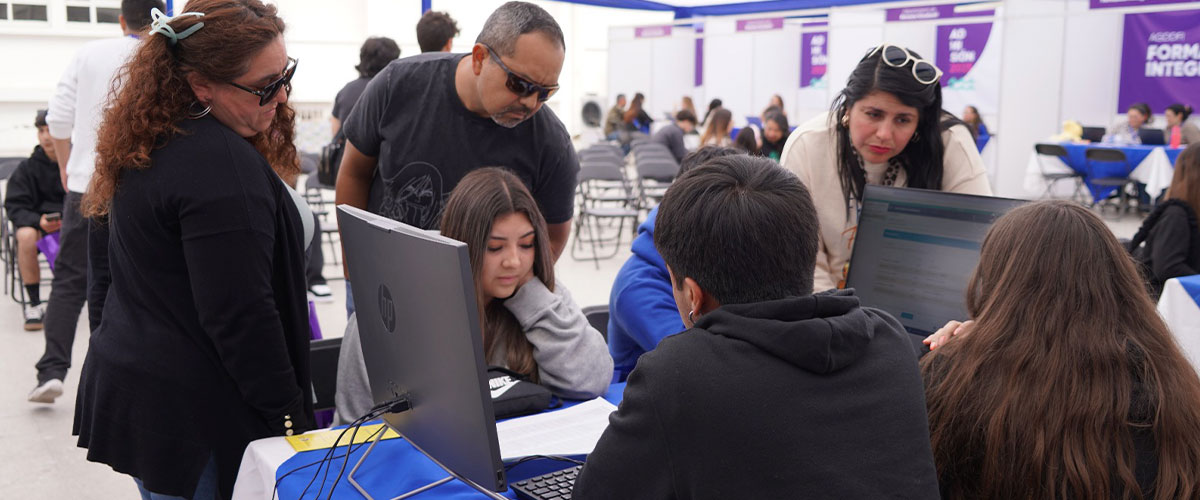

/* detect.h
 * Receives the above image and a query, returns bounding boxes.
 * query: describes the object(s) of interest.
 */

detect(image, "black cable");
[276,402,390,500]
[275,396,408,500]
[271,423,383,500]
[322,397,411,499]
[324,416,364,500]
[503,454,586,471]
[306,409,385,500]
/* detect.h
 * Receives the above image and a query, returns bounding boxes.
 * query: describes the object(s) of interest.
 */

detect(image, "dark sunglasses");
[481,44,559,103]
[866,45,943,85]
[229,57,298,106]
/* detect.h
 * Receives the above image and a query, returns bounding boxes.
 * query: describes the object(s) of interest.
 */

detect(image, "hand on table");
[923,320,975,351]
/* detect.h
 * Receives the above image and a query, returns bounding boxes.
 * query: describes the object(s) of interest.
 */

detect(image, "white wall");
[606,25,695,120]
[1059,4,1124,128]
[0,0,673,156]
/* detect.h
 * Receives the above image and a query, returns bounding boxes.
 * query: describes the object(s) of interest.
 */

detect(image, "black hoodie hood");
[29,145,55,167]
[693,289,874,374]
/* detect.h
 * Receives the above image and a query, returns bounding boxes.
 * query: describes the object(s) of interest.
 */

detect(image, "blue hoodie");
[607,206,687,380]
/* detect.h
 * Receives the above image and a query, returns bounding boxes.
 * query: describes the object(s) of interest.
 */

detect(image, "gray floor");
[0,207,1142,499]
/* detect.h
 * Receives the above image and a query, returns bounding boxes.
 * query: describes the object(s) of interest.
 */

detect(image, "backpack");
[317,139,344,188]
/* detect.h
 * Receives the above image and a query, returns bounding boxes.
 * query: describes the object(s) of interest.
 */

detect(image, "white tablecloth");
[1158,277,1200,374]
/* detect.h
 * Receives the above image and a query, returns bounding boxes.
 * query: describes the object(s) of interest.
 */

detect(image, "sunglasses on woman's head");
[480,44,559,103]
[866,45,943,86]
[229,57,298,106]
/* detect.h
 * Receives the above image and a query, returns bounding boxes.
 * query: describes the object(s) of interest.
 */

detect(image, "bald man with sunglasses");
[336,2,577,279]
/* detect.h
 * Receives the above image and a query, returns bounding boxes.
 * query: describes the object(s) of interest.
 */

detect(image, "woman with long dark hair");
[623,92,653,132]
[1165,103,1200,147]
[700,108,733,147]
[1127,143,1200,297]
[77,1,310,498]
[334,167,612,424]
[921,200,1200,499]
[760,111,789,161]
[781,44,990,291]
[962,105,989,151]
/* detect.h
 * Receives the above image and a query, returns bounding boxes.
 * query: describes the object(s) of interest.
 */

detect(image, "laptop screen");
[845,185,1027,335]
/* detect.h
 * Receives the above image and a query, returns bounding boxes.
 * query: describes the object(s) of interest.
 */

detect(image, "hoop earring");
[688,310,696,324]
[188,101,212,120]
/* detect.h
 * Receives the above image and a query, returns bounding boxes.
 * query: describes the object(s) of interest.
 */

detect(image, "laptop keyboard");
[511,465,581,500]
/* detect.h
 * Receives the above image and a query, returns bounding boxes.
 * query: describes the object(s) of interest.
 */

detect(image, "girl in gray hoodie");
[333,168,613,425]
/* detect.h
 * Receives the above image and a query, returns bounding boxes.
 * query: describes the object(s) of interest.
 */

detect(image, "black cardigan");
[1128,200,1200,297]
[74,116,313,499]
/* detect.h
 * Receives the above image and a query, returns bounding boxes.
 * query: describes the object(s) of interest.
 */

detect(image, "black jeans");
[35,191,89,384]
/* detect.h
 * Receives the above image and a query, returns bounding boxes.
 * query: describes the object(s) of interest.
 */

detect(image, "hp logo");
[378,284,396,333]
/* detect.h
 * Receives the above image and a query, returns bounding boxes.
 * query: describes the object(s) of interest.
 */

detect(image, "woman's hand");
[923,320,975,350]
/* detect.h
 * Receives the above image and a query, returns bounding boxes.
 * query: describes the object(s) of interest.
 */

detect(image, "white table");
[1158,275,1200,373]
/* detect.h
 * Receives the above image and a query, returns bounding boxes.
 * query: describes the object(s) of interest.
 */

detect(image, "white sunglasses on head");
[866,44,944,86]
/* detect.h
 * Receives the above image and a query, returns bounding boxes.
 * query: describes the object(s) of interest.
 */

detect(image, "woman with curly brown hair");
[75,1,312,498]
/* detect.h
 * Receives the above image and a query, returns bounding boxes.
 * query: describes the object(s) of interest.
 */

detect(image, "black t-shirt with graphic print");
[342,51,578,229]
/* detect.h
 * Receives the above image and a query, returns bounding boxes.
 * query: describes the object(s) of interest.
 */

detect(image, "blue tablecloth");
[1179,274,1200,307]
[274,383,626,499]
[1055,143,1182,200]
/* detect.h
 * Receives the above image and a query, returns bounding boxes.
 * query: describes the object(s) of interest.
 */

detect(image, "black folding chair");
[1084,147,1133,214]
[1032,143,1085,201]
[571,162,639,268]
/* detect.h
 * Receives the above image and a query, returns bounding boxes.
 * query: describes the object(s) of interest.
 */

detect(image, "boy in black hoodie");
[573,155,939,499]
[5,109,66,331]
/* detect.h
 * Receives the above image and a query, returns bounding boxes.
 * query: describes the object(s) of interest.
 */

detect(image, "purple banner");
[635,25,672,38]
[1118,10,1200,112]
[695,37,703,86]
[802,21,828,27]
[936,23,991,89]
[736,17,783,32]
[801,32,828,89]
[886,4,994,22]
[1092,0,1194,9]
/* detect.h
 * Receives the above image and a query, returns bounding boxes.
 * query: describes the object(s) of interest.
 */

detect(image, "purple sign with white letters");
[936,23,991,89]
[1092,0,1194,9]
[1118,10,1200,112]
[886,4,994,22]
[635,25,672,38]
[801,32,828,89]
[736,17,783,32]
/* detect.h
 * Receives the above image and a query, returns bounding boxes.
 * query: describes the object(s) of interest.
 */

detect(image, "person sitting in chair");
[5,109,65,331]
[574,155,938,498]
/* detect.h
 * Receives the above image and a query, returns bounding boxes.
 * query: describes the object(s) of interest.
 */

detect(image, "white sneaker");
[28,379,63,404]
[309,284,334,303]
[23,303,44,331]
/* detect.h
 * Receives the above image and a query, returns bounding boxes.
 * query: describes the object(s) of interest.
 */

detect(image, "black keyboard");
[511,465,581,500]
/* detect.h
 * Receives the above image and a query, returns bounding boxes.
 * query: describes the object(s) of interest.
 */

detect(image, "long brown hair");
[83,0,298,217]
[1167,143,1200,221]
[700,108,731,146]
[921,200,1200,499]
[440,168,555,380]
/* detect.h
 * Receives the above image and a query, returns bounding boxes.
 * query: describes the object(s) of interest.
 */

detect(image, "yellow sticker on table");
[285,424,402,452]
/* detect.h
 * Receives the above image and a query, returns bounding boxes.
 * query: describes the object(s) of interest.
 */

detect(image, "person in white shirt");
[781,44,991,292]
[29,0,163,405]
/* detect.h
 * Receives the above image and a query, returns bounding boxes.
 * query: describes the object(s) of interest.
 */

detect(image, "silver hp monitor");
[846,185,1027,335]
[337,205,506,497]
